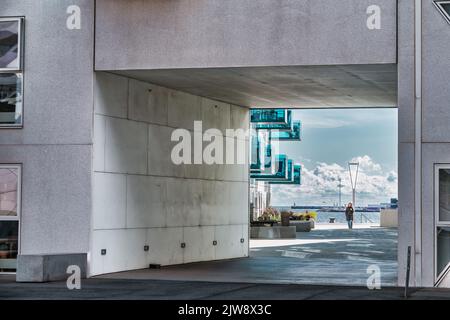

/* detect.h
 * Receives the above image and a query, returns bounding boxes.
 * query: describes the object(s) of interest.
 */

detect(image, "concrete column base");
[16,253,87,282]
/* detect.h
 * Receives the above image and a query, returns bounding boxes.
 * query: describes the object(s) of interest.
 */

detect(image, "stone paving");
[98,224,398,287]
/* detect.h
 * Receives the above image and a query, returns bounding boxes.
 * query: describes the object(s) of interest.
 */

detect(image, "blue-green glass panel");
[270,165,301,185]
[254,110,292,131]
[251,155,289,180]
[250,109,287,124]
[271,121,301,141]
[250,133,261,171]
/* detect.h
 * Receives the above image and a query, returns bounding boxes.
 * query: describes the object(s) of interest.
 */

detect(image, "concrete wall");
[398,0,450,287]
[90,72,249,276]
[420,0,450,287]
[95,0,397,70]
[0,1,94,256]
[397,0,416,287]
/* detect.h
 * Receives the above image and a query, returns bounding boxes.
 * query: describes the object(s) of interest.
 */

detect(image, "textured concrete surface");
[91,73,249,276]
[0,145,92,255]
[0,0,94,145]
[397,0,415,143]
[95,0,397,70]
[113,64,397,108]
[0,0,94,263]
[16,254,87,282]
[398,143,415,286]
[96,227,398,287]
[1,275,449,300]
[418,0,450,286]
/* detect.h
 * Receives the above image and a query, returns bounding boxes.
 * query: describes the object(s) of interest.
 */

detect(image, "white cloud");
[271,155,397,206]
[350,155,382,174]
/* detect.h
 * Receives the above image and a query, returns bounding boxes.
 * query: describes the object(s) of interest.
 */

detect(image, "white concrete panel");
[126,175,167,228]
[183,226,215,263]
[105,117,148,174]
[209,181,230,226]
[148,124,184,177]
[128,79,169,125]
[95,72,128,118]
[230,105,250,132]
[241,224,249,257]
[93,114,106,171]
[201,98,231,132]
[168,90,202,131]
[214,225,244,260]
[200,180,217,226]
[147,227,184,266]
[124,229,148,270]
[93,172,127,230]
[229,182,249,225]
[91,229,127,275]
[185,164,215,180]
[166,178,201,227]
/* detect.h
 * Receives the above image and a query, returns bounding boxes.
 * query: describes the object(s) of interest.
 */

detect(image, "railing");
[360,212,374,224]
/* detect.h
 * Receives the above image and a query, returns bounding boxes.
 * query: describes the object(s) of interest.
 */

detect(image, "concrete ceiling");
[112,64,397,108]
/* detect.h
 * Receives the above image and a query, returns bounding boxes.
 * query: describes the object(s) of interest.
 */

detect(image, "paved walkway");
[0,275,449,300]
[98,225,398,287]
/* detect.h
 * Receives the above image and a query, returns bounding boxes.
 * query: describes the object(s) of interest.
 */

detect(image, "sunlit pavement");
[1,274,450,300]
[0,226,448,299]
[92,224,398,287]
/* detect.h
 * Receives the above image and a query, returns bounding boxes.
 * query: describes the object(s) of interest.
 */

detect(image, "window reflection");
[0,19,19,69]
[0,73,22,125]
[437,227,450,278]
[0,167,18,217]
[0,221,18,272]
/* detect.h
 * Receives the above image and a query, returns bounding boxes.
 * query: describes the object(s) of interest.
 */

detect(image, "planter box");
[290,220,312,232]
[250,226,296,239]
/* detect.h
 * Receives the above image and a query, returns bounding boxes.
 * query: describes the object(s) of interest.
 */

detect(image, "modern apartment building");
[1,0,450,287]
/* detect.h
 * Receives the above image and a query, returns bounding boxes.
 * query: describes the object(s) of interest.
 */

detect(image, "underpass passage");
[97,225,397,287]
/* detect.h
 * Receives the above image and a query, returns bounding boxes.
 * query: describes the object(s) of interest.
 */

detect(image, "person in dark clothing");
[345,202,354,229]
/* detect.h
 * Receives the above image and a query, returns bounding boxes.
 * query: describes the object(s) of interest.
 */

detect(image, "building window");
[0,17,23,128]
[434,1,450,25]
[0,73,22,126]
[435,165,450,284]
[0,165,21,272]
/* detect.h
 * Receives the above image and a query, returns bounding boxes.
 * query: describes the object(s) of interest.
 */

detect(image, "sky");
[270,108,398,207]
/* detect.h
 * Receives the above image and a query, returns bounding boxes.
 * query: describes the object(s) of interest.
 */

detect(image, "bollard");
[404,246,411,298]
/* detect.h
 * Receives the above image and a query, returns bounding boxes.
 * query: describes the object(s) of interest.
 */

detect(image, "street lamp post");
[348,162,359,208]
[337,178,343,207]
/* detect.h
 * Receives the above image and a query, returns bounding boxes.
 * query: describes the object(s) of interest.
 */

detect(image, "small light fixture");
[144,245,149,252]
[240,238,245,243]
[213,240,217,246]
[181,242,186,248]
[101,249,107,255]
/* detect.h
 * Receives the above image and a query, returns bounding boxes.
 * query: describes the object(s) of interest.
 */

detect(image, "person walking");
[345,202,354,229]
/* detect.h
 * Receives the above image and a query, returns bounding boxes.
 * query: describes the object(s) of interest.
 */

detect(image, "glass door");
[0,165,20,272]
[435,165,450,284]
